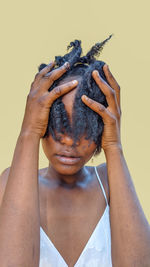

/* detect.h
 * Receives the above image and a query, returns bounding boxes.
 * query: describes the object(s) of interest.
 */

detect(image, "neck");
[46,164,89,188]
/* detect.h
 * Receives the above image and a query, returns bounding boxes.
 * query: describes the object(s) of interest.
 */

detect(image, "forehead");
[58,75,82,121]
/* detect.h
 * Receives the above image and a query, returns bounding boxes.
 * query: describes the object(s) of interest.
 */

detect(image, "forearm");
[0,132,40,267]
[105,146,150,267]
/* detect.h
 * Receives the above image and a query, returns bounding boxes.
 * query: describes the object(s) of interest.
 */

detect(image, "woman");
[0,37,150,267]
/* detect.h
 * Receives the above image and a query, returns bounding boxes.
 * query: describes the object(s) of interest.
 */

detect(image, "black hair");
[38,35,113,155]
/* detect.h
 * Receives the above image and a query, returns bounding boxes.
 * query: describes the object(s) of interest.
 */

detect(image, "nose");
[60,134,79,147]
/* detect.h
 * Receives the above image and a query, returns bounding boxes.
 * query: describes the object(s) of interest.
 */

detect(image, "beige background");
[0,0,149,222]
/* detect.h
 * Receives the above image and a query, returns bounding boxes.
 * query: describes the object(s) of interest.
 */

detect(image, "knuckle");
[54,86,62,96]
[43,73,51,79]
[47,71,55,81]
[27,91,37,101]
[109,88,115,97]
[98,105,105,112]
[87,98,93,105]
[108,115,117,125]
[34,73,40,80]
[37,97,45,107]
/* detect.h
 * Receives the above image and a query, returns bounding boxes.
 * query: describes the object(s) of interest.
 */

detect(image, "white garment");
[39,166,112,267]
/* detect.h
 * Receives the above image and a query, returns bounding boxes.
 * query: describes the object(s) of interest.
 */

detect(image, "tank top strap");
[94,166,108,206]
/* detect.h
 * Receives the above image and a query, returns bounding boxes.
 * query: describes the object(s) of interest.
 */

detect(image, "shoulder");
[0,167,11,206]
[0,167,47,206]
[96,163,110,205]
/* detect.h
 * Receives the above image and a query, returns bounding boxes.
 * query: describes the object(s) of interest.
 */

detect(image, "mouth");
[55,152,81,165]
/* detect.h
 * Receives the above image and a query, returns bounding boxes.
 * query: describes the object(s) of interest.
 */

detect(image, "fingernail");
[72,80,78,84]
[106,64,110,70]
[93,70,99,76]
[103,64,107,70]
[64,62,70,70]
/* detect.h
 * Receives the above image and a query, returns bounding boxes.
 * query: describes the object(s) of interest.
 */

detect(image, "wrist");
[103,143,123,155]
[19,130,41,142]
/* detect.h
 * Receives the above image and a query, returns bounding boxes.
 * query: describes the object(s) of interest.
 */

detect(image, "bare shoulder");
[0,167,11,206]
[0,166,48,206]
[96,163,110,205]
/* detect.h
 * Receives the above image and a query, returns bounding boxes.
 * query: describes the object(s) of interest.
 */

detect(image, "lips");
[56,151,79,158]
[55,151,81,165]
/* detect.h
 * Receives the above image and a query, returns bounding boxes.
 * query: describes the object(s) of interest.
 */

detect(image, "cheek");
[41,138,53,159]
[81,141,97,158]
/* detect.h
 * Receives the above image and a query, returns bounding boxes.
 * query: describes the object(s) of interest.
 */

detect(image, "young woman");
[0,38,150,267]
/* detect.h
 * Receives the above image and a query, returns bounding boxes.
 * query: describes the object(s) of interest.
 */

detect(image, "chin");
[52,163,84,175]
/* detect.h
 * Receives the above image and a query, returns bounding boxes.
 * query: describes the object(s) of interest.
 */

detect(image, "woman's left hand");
[81,64,122,152]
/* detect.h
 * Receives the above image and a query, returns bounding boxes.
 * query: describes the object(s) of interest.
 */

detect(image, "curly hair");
[38,35,113,155]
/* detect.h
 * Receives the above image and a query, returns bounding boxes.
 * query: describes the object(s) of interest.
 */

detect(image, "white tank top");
[39,166,112,266]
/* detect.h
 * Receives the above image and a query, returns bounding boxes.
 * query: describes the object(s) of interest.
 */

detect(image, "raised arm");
[82,65,150,267]
[0,61,78,267]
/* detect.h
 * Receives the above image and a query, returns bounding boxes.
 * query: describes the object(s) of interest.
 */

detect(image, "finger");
[81,95,114,123]
[92,70,120,115]
[35,61,55,80]
[103,64,120,108]
[44,62,70,86]
[47,79,78,107]
[39,61,56,77]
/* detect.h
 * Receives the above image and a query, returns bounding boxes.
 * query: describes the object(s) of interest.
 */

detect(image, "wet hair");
[38,35,113,155]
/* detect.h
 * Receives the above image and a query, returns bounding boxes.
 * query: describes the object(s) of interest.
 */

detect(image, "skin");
[41,75,97,181]
[0,61,150,267]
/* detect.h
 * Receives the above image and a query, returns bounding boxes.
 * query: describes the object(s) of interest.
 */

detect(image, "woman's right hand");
[21,61,78,138]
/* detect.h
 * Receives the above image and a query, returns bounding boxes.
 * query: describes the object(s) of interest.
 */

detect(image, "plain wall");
[0,0,149,222]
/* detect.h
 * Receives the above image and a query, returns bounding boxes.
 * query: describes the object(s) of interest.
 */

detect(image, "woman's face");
[41,75,97,175]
